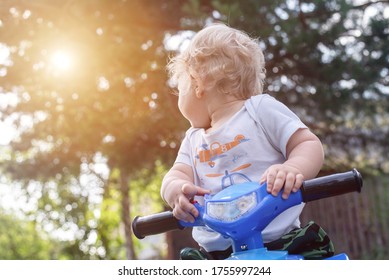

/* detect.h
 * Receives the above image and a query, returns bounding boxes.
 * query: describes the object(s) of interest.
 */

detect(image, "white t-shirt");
[174,94,307,252]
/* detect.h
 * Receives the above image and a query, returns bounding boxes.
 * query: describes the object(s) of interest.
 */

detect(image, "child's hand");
[260,164,304,199]
[171,183,210,223]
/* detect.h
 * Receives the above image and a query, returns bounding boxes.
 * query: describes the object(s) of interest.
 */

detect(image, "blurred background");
[0,0,388,260]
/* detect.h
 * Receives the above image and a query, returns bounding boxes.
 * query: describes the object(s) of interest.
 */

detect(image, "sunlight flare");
[50,50,73,71]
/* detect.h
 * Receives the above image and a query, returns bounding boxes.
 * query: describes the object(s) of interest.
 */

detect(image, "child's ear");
[193,78,205,98]
[195,86,204,98]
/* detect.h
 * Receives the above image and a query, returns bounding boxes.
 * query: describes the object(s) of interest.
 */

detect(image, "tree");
[0,0,188,259]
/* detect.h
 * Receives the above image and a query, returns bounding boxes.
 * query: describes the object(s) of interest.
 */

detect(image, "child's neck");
[206,99,245,133]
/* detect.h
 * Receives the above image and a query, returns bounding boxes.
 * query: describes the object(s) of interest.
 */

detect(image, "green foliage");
[95,169,126,259]
[129,161,169,259]
[90,161,169,259]
[0,210,57,259]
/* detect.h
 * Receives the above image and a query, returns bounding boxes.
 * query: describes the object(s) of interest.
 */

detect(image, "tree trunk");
[119,169,136,259]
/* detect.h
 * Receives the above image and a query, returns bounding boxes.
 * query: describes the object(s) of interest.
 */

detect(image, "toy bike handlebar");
[301,168,362,202]
[132,211,183,239]
[132,169,362,239]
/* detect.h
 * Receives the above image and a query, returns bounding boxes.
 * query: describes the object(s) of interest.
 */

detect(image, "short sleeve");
[254,95,307,157]
[174,128,195,166]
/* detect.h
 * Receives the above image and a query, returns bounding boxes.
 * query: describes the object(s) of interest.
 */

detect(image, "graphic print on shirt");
[195,134,249,168]
[206,163,252,189]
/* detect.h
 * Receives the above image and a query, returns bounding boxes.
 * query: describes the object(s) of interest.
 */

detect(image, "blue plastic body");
[179,181,348,260]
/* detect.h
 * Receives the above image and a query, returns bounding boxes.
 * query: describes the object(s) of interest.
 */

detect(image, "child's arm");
[161,163,210,223]
[260,128,324,199]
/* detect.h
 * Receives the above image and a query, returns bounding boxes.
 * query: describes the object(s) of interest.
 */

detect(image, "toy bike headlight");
[207,192,257,222]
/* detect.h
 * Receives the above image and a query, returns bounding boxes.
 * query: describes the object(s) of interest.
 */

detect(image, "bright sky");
[0,122,15,145]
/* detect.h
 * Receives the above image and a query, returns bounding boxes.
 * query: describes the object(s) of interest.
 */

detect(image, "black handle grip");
[301,168,363,202]
[132,211,183,239]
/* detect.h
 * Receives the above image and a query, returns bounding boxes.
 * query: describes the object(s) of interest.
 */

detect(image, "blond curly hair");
[167,23,266,99]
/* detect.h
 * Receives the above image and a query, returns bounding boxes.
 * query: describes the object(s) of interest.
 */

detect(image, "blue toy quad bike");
[132,169,363,260]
